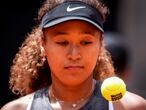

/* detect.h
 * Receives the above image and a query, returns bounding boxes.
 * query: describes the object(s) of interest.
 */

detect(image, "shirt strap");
[26,94,35,110]
[109,101,114,110]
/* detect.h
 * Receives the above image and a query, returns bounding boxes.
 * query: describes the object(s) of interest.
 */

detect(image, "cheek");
[44,46,65,71]
[86,42,101,59]
[83,46,100,71]
[45,49,60,63]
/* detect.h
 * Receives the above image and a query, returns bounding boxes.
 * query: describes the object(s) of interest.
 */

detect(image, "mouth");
[64,66,84,70]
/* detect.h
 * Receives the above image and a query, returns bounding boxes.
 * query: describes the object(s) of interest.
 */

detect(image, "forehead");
[43,20,102,35]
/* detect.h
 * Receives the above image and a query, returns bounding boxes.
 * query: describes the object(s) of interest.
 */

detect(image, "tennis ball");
[101,76,126,102]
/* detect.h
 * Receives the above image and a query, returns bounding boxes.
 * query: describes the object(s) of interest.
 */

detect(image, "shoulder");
[113,91,146,110]
[1,93,34,110]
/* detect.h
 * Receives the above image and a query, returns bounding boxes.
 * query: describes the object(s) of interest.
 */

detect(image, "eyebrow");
[82,31,95,36]
[53,31,95,36]
[53,32,69,36]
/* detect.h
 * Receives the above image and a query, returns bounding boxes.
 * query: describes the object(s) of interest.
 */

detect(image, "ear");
[97,34,104,62]
[40,39,46,56]
[98,33,104,54]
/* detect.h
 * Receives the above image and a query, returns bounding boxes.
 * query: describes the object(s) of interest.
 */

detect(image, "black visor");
[40,1,104,32]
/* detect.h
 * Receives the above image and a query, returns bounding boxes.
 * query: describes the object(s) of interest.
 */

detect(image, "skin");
[42,20,102,102]
[113,91,146,110]
[1,20,146,110]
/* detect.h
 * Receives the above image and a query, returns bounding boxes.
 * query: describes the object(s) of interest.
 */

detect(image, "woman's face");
[42,20,102,86]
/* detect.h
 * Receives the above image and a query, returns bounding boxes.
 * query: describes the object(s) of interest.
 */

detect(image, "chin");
[61,78,86,86]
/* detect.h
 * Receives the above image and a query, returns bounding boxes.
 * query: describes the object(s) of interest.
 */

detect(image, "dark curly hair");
[9,0,114,96]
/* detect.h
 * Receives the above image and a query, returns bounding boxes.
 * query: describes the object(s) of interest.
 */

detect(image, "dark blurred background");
[0,0,146,108]
[0,0,44,107]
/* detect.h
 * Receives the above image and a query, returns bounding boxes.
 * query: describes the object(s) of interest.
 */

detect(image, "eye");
[80,41,92,45]
[56,41,69,46]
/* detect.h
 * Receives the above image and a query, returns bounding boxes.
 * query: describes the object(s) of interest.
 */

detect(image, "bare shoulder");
[113,91,146,110]
[1,93,34,110]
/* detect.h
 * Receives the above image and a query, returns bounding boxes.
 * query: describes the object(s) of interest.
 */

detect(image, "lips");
[64,66,84,70]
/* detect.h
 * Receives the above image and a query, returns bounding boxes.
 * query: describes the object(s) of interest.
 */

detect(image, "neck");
[50,75,95,102]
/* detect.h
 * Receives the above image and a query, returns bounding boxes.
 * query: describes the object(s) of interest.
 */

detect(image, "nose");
[67,44,81,61]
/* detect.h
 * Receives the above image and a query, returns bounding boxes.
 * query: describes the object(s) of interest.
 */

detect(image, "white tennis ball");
[101,76,126,102]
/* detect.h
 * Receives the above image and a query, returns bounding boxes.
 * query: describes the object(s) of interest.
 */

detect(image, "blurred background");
[0,0,146,108]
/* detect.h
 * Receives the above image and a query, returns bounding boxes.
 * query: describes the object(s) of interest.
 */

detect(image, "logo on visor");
[67,5,86,12]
